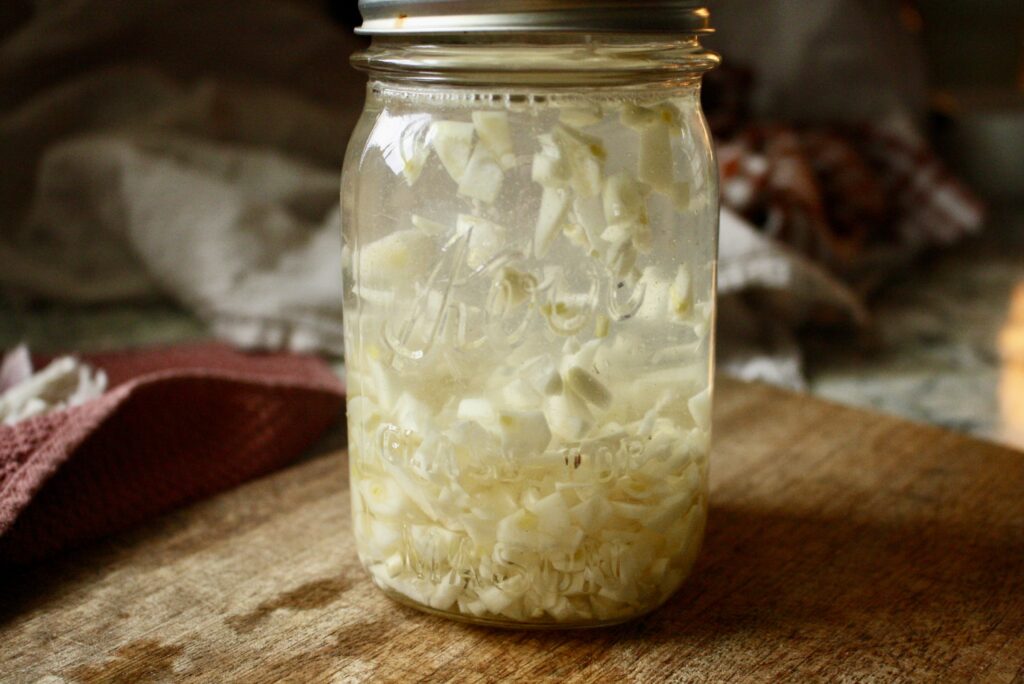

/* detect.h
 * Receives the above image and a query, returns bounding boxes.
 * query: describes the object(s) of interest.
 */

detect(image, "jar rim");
[356,1,712,36]
[352,39,720,87]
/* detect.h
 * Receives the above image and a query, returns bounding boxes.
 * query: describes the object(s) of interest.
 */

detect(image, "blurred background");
[1,0,1022,446]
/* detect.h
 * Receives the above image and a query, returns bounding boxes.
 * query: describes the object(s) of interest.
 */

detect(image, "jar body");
[341,45,718,627]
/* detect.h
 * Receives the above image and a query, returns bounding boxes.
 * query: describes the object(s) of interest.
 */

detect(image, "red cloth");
[0,343,345,565]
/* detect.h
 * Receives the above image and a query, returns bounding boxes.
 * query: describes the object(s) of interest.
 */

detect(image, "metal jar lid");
[356,1,712,36]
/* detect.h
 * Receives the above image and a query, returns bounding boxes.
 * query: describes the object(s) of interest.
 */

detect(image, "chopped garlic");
[492,267,537,310]
[571,195,607,255]
[634,266,673,321]
[527,492,584,552]
[605,239,638,280]
[457,396,498,426]
[603,172,647,226]
[544,391,593,440]
[401,157,428,187]
[458,143,504,203]
[570,495,613,531]
[358,229,434,285]
[429,577,464,611]
[501,378,542,410]
[534,186,572,258]
[472,111,516,169]
[562,221,592,252]
[394,392,434,435]
[532,153,567,188]
[531,133,571,189]
[429,120,475,182]
[658,104,683,133]
[633,221,653,253]
[620,104,662,130]
[565,366,612,409]
[520,358,563,398]
[670,264,692,319]
[385,118,432,184]
[411,214,448,237]
[638,121,673,191]
[0,353,107,426]
[552,124,605,198]
[670,181,692,213]
[497,409,552,459]
[539,294,592,336]
[456,214,504,269]
[688,388,711,431]
[621,104,681,134]
[348,95,714,627]
[358,477,409,518]
[600,222,632,245]
[559,106,603,128]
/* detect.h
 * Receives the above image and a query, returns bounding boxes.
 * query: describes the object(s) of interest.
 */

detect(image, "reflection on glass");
[998,282,1024,447]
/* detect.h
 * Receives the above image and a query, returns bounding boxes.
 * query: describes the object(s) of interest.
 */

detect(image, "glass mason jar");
[341,1,720,628]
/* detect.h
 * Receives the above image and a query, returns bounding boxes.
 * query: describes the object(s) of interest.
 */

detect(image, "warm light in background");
[998,282,1024,443]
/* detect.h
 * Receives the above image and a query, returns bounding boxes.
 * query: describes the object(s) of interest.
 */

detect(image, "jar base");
[376,584,669,630]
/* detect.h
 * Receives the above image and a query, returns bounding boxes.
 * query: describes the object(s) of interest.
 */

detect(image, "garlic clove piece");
[472,111,516,170]
[429,120,475,183]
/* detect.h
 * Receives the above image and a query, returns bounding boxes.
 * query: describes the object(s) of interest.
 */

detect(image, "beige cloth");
[0,0,363,351]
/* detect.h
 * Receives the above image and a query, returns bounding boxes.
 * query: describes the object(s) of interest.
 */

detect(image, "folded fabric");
[0,0,362,352]
[0,343,345,566]
[717,122,984,292]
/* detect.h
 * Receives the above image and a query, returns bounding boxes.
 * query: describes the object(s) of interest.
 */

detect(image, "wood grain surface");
[2,378,1023,683]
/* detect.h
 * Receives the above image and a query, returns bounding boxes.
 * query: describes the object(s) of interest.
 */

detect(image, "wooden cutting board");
[2,378,1023,683]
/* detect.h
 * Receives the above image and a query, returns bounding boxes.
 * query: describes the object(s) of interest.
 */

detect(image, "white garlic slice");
[429,577,464,611]
[457,396,498,427]
[544,390,594,440]
[561,221,592,253]
[534,186,572,258]
[531,133,571,189]
[688,387,711,432]
[621,103,681,134]
[552,124,606,198]
[670,263,692,319]
[670,181,692,213]
[564,198,604,259]
[602,172,647,226]
[472,111,516,169]
[411,214,448,237]
[497,409,552,459]
[491,267,537,311]
[429,120,475,183]
[458,143,505,204]
[521,356,563,397]
[605,239,638,281]
[620,104,663,130]
[394,391,434,436]
[381,117,434,186]
[558,106,603,128]
[638,121,673,191]
[539,293,592,336]
[358,477,409,518]
[600,222,633,245]
[634,266,673,321]
[456,214,505,269]
[358,229,434,285]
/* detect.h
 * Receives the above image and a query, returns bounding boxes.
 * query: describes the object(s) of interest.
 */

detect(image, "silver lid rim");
[356,3,712,36]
